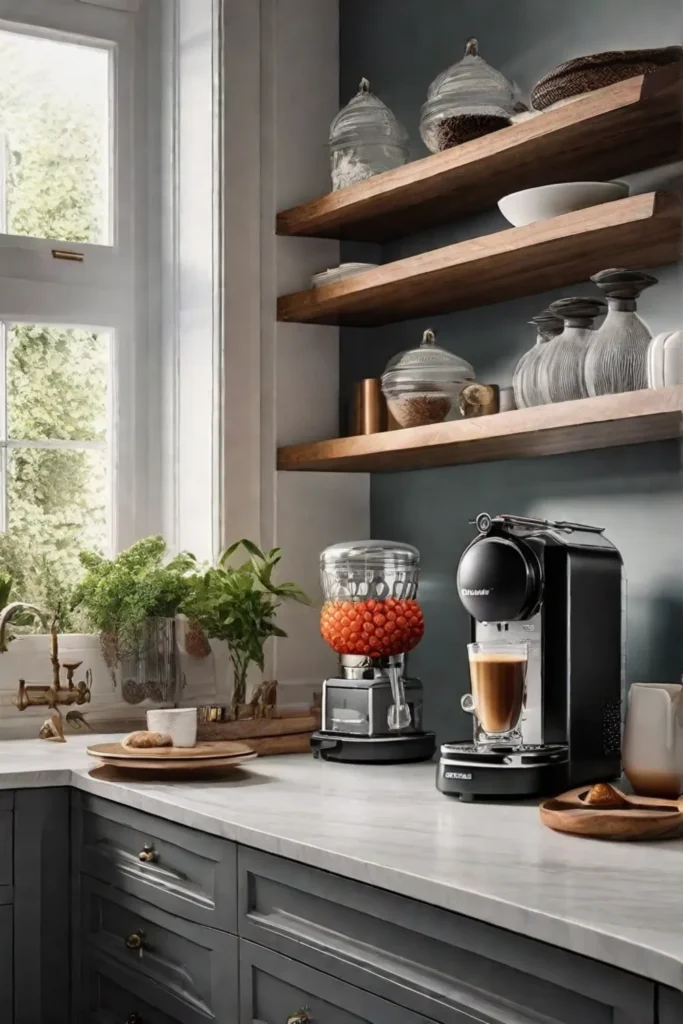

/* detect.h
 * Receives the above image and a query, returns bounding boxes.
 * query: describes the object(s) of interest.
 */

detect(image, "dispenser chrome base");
[436,741,570,800]
[311,730,436,765]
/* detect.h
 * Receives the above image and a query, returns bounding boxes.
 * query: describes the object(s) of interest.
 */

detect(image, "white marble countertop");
[0,735,681,991]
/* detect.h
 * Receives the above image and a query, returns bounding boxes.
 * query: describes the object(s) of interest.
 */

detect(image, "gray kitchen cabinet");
[73,791,237,931]
[658,985,683,1023]
[14,788,70,1024]
[0,903,13,1024]
[75,874,238,1024]
[238,846,656,1024]
[239,939,440,1024]
[81,957,210,1024]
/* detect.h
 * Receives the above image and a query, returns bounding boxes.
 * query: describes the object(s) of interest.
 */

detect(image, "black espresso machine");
[437,513,623,799]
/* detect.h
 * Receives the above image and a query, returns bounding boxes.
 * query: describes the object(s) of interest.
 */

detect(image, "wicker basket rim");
[534,46,683,91]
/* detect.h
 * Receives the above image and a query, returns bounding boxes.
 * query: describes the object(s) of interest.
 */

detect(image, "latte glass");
[461,641,528,748]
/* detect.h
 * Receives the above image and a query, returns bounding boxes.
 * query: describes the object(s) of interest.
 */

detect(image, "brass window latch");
[51,249,85,262]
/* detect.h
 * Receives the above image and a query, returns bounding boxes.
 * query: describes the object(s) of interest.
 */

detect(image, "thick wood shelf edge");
[277,192,682,327]
[277,66,683,242]
[277,389,683,472]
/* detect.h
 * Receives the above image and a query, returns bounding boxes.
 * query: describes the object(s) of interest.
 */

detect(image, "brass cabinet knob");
[138,843,158,863]
[286,1011,312,1024]
[125,930,145,958]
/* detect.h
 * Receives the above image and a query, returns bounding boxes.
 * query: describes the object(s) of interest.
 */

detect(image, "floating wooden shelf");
[277,66,683,242]
[277,388,683,472]
[277,192,682,327]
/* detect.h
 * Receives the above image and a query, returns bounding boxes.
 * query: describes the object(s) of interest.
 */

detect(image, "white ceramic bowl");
[498,181,630,227]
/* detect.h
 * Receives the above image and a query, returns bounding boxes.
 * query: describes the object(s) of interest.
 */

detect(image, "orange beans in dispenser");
[320,596,424,658]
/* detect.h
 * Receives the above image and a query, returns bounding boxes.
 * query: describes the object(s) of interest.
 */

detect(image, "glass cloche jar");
[583,269,657,396]
[381,328,475,428]
[512,310,564,408]
[319,541,423,660]
[329,78,409,191]
[420,39,518,152]
[537,297,606,404]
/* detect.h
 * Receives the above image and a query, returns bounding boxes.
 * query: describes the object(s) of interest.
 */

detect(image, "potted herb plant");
[182,540,309,716]
[72,536,198,704]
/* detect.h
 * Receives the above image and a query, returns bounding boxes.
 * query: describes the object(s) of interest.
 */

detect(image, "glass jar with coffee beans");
[381,328,475,429]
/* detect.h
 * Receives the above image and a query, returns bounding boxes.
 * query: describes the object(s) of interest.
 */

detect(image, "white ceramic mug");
[623,683,683,799]
[147,708,198,748]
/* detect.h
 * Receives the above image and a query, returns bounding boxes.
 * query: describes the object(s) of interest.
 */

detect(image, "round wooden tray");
[540,785,683,841]
[88,740,254,762]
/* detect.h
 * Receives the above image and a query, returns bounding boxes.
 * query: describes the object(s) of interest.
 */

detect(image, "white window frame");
[0,0,159,554]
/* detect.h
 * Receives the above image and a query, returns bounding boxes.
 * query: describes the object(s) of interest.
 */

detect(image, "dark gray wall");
[340,0,683,741]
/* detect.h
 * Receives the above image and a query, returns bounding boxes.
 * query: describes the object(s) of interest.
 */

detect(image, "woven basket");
[435,113,511,150]
[531,46,683,111]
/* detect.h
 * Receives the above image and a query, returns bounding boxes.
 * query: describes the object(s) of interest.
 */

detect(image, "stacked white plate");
[312,262,378,287]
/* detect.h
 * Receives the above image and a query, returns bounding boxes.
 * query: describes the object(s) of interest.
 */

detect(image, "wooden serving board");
[88,753,258,773]
[88,740,254,761]
[540,786,683,841]
[197,711,319,742]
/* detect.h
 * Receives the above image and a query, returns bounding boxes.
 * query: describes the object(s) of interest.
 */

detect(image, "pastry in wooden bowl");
[122,730,173,750]
[583,783,630,808]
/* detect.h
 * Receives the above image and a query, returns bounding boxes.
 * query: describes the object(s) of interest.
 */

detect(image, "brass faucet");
[0,602,92,712]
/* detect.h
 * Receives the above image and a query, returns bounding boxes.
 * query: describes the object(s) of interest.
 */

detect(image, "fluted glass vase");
[512,310,564,408]
[537,297,606,404]
[584,269,657,397]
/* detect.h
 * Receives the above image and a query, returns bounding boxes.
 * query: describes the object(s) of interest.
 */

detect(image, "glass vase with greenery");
[182,540,309,715]
[72,536,197,669]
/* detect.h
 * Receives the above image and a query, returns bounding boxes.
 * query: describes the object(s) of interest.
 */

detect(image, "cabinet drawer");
[81,961,189,1024]
[240,940,438,1024]
[658,986,683,1023]
[0,808,12,891]
[239,847,655,1024]
[73,792,236,931]
[79,876,238,1024]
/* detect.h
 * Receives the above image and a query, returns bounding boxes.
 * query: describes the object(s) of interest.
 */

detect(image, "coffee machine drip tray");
[437,742,569,800]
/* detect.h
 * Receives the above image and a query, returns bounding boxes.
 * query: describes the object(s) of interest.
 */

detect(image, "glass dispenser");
[584,269,657,396]
[537,297,606,404]
[329,78,409,191]
[512,310,564,408]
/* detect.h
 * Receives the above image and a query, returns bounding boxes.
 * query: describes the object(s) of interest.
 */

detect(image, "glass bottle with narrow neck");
[584,269,657,396]
[537,297,606,404]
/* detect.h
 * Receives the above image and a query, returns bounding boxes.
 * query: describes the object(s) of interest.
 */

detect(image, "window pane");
[0,28,110,244]
[7,324,109,442]
[6,446,108,574]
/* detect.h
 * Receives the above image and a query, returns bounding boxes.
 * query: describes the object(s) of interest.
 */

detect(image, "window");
[0,0,156,606]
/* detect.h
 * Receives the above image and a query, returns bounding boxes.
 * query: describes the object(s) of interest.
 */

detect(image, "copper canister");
[350,379,387,435]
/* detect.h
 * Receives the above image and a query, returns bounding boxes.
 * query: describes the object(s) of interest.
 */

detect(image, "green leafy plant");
[182,540,309,713]
[72,536,198,665]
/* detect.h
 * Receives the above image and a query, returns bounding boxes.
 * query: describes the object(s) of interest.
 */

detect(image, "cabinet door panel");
[658,986,683,1023]
[79,875,237,1024]
[73,792,236,931]
[0,904,12,1024]
[239,847,656,1024]
[240,941,440,1024]
[82,960,196,1023]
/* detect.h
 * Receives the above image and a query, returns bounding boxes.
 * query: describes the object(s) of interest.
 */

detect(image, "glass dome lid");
[329,78,409,148]
[422,39,517,119]
[321,540,419,570]
[382,329,475,387]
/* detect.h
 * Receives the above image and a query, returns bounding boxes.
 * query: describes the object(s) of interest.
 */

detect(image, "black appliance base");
[436,742,570,799]
[311,731,436,764]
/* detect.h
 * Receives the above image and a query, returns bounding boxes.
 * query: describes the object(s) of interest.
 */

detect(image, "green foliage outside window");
[0,32,109,621]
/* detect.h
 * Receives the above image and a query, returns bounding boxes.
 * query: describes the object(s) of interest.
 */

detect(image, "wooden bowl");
[539,785,683,841]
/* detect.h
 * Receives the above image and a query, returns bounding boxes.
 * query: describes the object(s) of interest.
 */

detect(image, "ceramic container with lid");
[329,78,409,191]
[420,39,519,152]
[512,310,564,408]
[537,297,606,403]
[647,330,683,388]
[584,269,657,397]
[381,328,475,428]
